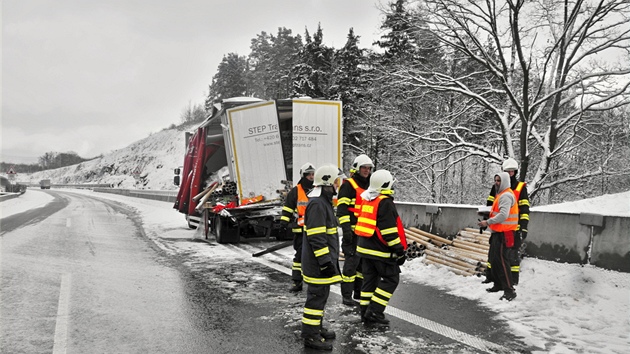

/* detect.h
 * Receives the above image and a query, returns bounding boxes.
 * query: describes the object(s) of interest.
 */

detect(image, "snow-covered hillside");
[19,126,190,190]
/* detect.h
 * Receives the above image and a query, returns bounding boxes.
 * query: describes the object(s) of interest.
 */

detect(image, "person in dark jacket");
[482,158,530,285]
[279,162,315,292]
[478,172,518,301]
[300,164,343,351]
[336,154,373,306]
[355,169,407,325]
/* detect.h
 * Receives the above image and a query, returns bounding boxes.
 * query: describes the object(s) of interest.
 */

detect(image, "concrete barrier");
[395,202,630,273]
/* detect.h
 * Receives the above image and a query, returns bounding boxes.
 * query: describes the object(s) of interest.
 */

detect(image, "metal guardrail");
[93,188,178,203]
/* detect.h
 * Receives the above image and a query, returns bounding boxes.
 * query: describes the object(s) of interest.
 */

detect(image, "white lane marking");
[227,244,508,354]
[66,218,72,228]
[53,273,71,354]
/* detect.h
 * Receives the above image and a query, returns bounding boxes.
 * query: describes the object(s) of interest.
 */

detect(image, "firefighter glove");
[393,249,406,266]
[319,261,337,277]
[342,244,355,257]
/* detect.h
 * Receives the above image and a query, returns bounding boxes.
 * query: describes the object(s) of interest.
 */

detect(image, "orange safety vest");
[346,178,366,217]
[296,184,308,226]
[488,188,519,232]
[355,195,407,249]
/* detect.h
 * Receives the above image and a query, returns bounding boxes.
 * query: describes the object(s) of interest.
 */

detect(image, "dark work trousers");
[488,232,514,292]
[510,232,522,285]
[292,231,303,284]
[484,233,495,282]
[341,232,363,299]
[359,257,400,316]
[301,283,330,337]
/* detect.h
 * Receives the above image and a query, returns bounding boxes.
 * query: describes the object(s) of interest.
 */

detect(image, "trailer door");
[291,99,343,182]
[225,100,286,205]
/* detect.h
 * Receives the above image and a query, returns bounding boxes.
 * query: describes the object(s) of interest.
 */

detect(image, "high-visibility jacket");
[489,188,519,232]
[346,178,366,217]
[296,184,308,226]
[487,179,530,234]
[355,195,407,260]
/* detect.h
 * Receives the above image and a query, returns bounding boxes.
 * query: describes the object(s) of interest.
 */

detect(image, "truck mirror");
[173,175,180,186]
[174,168,181,175]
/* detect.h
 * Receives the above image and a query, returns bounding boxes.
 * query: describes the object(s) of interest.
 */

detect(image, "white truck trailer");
[174,97,343,243]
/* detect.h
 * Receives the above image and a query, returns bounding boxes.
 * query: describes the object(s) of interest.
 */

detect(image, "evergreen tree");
[207,53,249,103]
[329,28,367,150]
[291,24,333,98]
[249,28,302,99]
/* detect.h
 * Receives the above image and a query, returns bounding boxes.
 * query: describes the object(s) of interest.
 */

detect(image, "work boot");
[342,296,358,306]
[486,285,501,293]
[303,334,333,351]
[512,272,520,286]
[360,306,368,322]
[481,278,492,284]
[320,326,336,340]
[289,281,303,292]
[500,290,517,301]
[364,310,390,325]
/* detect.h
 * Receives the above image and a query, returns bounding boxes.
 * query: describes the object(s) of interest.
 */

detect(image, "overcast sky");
[2,0,385,164]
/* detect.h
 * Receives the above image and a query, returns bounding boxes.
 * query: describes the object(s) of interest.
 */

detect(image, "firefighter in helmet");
[279,162,315,292]
[336,154,373,306]
[355,169,407,324]
[300,164,344,350]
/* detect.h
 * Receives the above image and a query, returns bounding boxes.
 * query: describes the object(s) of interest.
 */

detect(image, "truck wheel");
[215,216,239,244]
[215,216,226,243]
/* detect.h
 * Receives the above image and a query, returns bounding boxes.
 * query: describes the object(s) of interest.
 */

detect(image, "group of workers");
[280,154,529,351]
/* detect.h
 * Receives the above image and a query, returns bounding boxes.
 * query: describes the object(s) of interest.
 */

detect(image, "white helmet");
[299,162,315,176]
[314,164,343,186]
[351,154,374,173]
[502,158,519,171]
[369,169,394,192]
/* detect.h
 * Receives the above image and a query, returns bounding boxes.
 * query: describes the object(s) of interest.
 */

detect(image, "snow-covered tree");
[249,28,302,99]
[291,24,334,98]
[207,53,249,102]
[385,0,630,199]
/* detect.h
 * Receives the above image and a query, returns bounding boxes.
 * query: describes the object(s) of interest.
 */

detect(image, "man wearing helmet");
[482,157,531,286]
[300,164,343,350]
[336,154,373,306]
[354,169,408,324]
[279,162,316,292]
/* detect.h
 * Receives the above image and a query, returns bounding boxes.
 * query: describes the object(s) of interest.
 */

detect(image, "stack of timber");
[404,227,491,277]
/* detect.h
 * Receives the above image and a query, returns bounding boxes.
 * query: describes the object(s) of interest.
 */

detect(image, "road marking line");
[53,273,71,354]
[228,244,508,353]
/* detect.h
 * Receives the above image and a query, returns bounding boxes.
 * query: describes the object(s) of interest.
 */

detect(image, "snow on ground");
[2,189,629,353]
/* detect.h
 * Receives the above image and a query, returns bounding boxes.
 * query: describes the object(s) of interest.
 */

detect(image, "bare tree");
[386,0,630,199]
